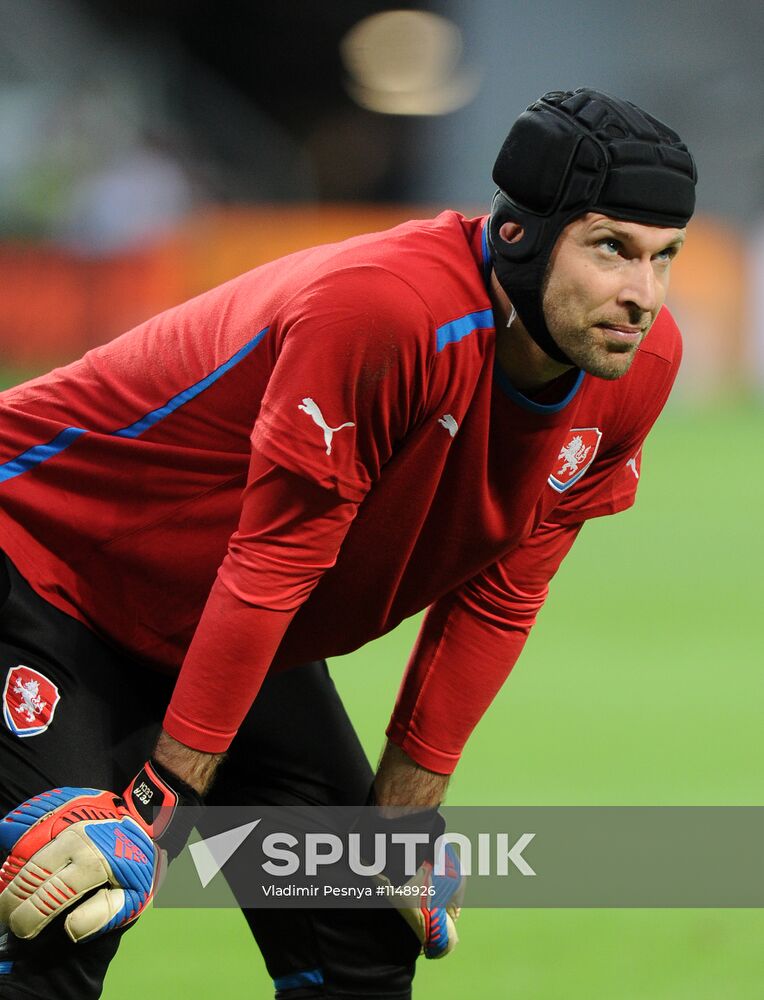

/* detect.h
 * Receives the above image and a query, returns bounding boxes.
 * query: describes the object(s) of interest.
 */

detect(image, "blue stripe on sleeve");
[435,308,494,353]
[0,326,269,480]
[115,326,268,438]
[0,427,88,484]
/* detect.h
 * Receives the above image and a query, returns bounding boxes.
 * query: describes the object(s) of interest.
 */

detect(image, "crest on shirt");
[548,427,602,492]
[3,665,61,738]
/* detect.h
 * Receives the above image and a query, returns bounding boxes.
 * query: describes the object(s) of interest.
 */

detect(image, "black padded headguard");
[488,88,697,364]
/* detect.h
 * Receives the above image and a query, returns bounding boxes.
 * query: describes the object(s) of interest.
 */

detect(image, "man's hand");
[0,760,200,943]
[368,740,461,958]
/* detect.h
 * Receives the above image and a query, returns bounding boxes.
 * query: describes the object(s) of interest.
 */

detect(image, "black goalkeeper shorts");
[0,553,419,999]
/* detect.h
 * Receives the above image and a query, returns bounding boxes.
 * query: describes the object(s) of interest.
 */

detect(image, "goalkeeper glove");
[352,803,464,959]
[0,759,201,943]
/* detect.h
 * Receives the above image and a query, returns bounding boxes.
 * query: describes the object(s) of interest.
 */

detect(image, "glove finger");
[24,824,106,872]
[411,857,462,959]
[64,820,159,943]
[64,886,126,943]
[16,828,112,898]
[2,828,113,940]
[430,853,463,908]
[394,898,460,959]
[0,838,71,923]
[5,868,94,941]
[423,907,459,959]
[65,875,155,943]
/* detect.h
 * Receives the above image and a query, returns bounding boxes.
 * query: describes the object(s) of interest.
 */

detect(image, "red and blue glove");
[0,760,200,943]
[377,839,463,959]
[352,802,464,959]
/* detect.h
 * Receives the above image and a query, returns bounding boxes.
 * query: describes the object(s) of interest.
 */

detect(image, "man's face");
[541,212,686,379]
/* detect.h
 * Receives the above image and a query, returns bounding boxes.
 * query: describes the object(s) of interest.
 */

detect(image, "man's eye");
[654,246,678,262]
[599,239,621,254]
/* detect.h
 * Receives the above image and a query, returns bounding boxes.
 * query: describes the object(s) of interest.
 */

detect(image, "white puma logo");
[438,414,459,438]
[626,456,639,479]
[298,397,355,455]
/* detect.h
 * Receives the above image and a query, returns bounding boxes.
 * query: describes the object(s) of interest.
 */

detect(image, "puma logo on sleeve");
[297,398,355,455]
[438,414,459,438]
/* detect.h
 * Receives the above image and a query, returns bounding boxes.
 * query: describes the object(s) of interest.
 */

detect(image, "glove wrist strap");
[124,758,203,860]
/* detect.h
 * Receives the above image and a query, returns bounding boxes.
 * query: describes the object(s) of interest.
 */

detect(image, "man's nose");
[617,259,660,315]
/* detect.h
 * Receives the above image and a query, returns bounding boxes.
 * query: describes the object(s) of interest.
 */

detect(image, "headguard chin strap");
[487,88,697,366]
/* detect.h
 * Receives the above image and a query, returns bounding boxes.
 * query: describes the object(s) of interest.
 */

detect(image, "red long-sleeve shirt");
[0,212,681,771]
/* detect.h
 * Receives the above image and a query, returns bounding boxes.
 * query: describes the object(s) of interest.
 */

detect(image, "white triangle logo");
[188,819,261,888]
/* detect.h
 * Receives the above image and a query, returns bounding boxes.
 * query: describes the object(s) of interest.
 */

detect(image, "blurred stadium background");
[1,1,763,996]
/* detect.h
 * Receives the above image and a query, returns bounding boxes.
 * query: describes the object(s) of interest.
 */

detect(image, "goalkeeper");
[0,88,695,998]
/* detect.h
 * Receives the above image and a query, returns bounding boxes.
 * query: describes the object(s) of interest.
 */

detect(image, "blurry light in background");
[340,10,481,115]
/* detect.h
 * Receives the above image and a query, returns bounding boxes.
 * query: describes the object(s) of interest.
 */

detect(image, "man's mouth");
[596,323,644,344]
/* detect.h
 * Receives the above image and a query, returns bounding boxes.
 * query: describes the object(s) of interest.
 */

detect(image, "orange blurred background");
[0,206,746,398]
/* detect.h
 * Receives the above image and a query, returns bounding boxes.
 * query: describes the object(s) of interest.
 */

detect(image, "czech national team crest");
[2,665,61,738]
[548,427,603,492]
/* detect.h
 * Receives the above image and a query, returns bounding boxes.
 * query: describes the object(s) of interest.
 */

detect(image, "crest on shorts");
[2,665,61,738]
[548,427,602,492]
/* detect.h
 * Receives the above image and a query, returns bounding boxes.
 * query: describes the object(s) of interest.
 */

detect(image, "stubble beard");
[543,294,647,381]
[556,326,641,380]
[538,251,656,379]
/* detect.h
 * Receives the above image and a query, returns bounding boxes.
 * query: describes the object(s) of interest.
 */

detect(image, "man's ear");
[499,221,525,245]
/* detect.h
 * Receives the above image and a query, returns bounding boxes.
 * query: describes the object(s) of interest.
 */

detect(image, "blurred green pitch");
[3,368,761,996]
